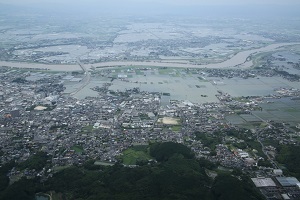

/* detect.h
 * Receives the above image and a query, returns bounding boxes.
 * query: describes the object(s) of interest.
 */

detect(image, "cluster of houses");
[1,66,300,188]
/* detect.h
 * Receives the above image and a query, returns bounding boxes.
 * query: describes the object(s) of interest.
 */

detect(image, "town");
[1,63,300,199]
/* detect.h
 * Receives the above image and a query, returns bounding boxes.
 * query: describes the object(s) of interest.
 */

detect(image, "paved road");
[252,112,280,169]
[70,58,91,96]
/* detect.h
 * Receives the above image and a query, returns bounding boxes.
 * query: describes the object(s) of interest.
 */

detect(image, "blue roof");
[276,177,300,187]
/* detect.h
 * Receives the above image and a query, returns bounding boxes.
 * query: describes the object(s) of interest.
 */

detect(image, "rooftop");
[276,177,300,187]
[251,178,276,188]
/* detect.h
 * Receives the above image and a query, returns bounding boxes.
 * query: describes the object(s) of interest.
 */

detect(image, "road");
[70,58,91,96]
[251,112,280,169]
[257,137,279,169]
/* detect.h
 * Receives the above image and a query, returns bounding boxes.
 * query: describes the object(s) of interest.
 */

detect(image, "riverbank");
[0,61,81,71]
[1,43,299,71]
[88,43,300,69]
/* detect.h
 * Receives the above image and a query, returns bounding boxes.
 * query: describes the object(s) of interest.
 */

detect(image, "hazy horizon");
[1,0,300,19]
[1,0,300,6]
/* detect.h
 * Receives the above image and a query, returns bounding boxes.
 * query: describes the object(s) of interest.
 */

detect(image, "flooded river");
[0,43,299,71]
[89,43,300,69]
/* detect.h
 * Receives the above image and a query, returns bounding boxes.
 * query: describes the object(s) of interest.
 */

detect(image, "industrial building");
[251,178,277,188]
[275,177,300,187]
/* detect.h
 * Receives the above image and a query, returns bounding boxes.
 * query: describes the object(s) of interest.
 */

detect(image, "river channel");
[0,43,299,71]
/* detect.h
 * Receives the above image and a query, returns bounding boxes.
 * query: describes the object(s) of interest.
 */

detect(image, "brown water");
[1,43,299,71]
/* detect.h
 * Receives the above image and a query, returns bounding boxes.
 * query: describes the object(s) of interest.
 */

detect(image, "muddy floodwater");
[65,67,300,104]
[90,43,300,69]
[1,43,299,71]
[2,42,300,103]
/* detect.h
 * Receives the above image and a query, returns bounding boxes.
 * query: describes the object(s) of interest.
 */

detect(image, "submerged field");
[64,65,300,104]
[226,98,300,127]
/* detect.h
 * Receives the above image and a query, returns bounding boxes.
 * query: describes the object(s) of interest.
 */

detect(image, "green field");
[252,98,300,126]
[171,125,181,132]
[120,145,152,165]
[94,161,114,166]
[158,68,174,75]
[53,166,71,173]
[71,145,84,153]
[82,125,94,133]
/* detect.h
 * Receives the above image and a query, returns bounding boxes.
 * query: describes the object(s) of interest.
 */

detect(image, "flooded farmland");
[65,66,300,105]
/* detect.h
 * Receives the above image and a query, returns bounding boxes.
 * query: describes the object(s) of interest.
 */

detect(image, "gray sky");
[1,0,299,18]
[1,0,300,6]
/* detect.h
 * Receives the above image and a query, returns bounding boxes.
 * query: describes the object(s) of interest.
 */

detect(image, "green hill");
[0,142,263,200]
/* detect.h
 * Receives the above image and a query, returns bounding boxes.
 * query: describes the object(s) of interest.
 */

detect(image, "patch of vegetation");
[232,97,251,103]
[49,124,68,131]
[0,177,39,200]
[0,162,15,192]
[171,125,181,132]
[257,159,273,167]
[0,142,266,200]
[135,70,144,75]
[195,131,222,150]
[158,68,173,75]
[52,166,71,173]
[71,71,84,75]
[276,145,300,179]
[246,141,266,159]
[139,113,150,120]
[232,142,247,150]
[71,145,84,153]
[261,139,279,149]
[221,128,266,159]
[120,145,152,165]
[12,77,29,84]
[18,152,49,171]
[274,69,300,81]
[150,142,194,162]
[212,174,264,200]
[82,125,93,133]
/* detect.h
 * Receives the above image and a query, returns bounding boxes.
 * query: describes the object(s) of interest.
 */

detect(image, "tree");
[150,142,194,162]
